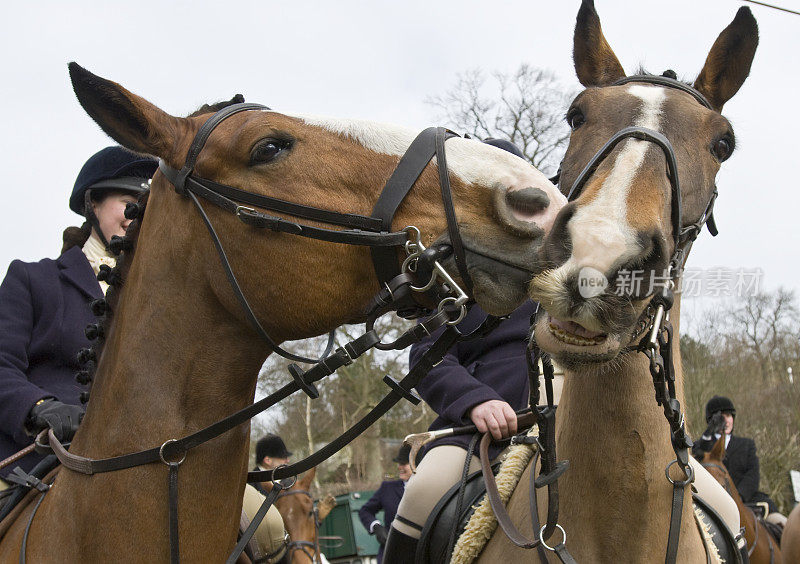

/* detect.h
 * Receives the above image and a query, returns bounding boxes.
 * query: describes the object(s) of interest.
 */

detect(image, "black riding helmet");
[705,395,736,423]
[70,146,157,247]
[483,137,526,159]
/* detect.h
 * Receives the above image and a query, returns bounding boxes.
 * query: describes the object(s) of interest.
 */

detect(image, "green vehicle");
[319,490,381,564]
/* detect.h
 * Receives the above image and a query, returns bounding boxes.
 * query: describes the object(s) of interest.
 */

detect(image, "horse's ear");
[68,62,186,159]
[573,0,626,87]
[317,493,336,522]
[299,466,316,489]
[710,435,727,461]
[693,7,758,112]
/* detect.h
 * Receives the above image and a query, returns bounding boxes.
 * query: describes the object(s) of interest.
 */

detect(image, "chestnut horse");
[269,468,336,564]
[0,64,565,562]
[478,1,758,562]
[700,436,782,564]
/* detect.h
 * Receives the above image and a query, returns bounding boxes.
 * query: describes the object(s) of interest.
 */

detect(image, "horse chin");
[470,272,530,316]
[532,314,639,373]
[443,231,544,316]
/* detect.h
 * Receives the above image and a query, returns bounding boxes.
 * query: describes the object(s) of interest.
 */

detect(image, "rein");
[27,102,505,564]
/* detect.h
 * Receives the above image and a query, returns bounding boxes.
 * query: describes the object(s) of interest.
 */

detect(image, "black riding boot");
[382,526,419,564]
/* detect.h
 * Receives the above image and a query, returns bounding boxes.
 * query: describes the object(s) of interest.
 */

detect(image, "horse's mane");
[78,95,245,400]
[633,66,693,87]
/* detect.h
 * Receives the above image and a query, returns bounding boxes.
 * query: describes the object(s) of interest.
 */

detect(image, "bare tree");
[426,65,576,174]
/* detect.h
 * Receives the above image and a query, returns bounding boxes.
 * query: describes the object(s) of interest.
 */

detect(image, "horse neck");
[72,204,268,458]
[553,299,700,557]
[46,189,271,559]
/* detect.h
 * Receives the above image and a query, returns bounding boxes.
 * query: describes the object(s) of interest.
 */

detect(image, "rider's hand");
[469,400,517,441]
[373,524,388,545]
[26,399,85,442]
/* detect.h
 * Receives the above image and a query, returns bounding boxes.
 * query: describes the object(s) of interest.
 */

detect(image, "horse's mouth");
[532,313,631,370]
[547,315,608,346]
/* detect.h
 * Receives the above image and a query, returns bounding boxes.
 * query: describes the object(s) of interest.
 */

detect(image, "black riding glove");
[26,399,85,442]
[705,412,726,438]
[373,524,388,545]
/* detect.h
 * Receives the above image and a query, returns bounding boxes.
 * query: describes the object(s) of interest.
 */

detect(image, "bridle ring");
[159,439,187,466]
[539,524,567,551]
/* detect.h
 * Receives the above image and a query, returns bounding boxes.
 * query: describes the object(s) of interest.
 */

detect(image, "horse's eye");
[566,108,585,131]
[250,139,291,165]
[712,137,733,162]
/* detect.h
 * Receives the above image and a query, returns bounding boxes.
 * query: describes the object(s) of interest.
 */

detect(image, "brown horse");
[270,468,335,564]
[701,436,782,564]
[0,64,564,562]
[781,503,800,564]
[478,1,758,562]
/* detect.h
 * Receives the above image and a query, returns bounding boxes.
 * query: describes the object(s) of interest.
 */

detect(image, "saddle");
[693,493,747,564]
[747,502,783,545]
[415,466,745,564]
[0,456,60,544]
[416,465,499,563]
[0,456,59,523]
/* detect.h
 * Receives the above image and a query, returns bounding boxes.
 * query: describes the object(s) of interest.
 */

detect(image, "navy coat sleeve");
[733,438,759,502]
[0,261,52,444]
[411,317,504,427]
[358,483,386,532]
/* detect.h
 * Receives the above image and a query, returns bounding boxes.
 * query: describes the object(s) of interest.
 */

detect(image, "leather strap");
[665,479,685,564]
[566,127,683,248]
[611,75,713,110]
[160,163,409,248]
[186,189,336,364]
[370,127,441,288]
[19,481,49,564]
[226,480,285,564]
[172,103,268,193]
[435,128,473,294]
[168,463,180,564]
[479,432,540,549]
[446,432,480,560]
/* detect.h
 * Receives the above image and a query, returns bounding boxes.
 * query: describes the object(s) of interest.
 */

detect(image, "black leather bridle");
[518,74,726,564]
[156,103,474,364]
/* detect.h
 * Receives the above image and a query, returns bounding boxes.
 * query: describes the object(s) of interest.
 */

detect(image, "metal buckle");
[234,205,257,219]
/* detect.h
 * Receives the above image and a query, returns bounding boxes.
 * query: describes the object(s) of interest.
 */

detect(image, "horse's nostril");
[505,187,550,219]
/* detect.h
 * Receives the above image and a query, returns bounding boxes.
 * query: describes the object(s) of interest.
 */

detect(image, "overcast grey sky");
[1,0,797,315]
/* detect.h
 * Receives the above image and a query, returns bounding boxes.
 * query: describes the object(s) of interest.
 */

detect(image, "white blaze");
[558,85,666,277]
[287,112,562,208]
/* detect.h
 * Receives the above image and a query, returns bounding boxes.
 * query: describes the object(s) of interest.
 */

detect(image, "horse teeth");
[549,323,605,346]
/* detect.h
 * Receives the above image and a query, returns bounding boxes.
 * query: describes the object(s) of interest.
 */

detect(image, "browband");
[612,74,713,110]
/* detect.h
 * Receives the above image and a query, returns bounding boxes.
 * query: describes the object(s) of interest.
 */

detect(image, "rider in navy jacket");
[410,301,536,460]
[0,249,101,479]
[359,445,415,563]
[0,146,155,483]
